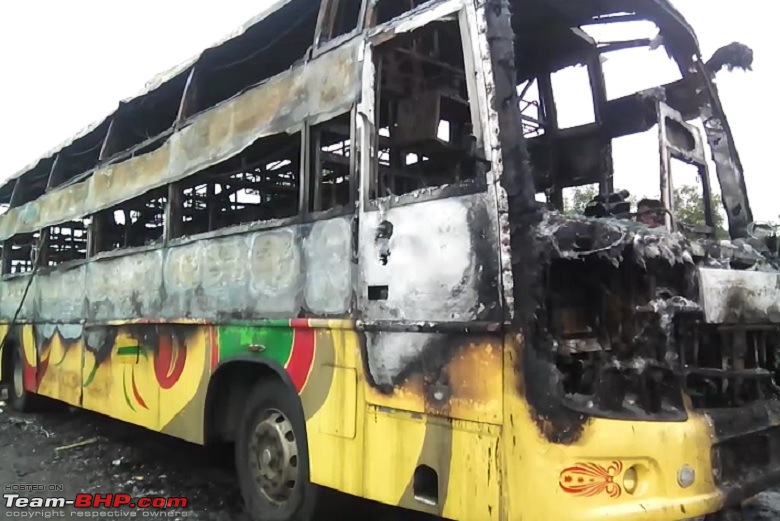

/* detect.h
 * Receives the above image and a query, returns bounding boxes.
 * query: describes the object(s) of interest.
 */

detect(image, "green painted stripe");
[122,370,135,412]
[82,363,98,388]
[217,326,293,366]
[116,346,140,357]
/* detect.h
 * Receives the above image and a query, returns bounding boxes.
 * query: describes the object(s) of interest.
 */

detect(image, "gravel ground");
[0,396,778,520]
[0,396,437,520]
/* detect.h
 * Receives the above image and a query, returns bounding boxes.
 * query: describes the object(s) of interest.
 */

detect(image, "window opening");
[551,65,596,129]
[92,188,167,254]
[170,131,302,239]
[309,114,353,212]
[11,168,49,208]
[193,0,320,113]
[319,0,363,46]
[101,76,188,161]
[582,21,681,101]
[373,0,429,26]
[3,232,42,275]
[49,120,110,189]
[371,19,479,199]
[46,221,89,266]
[517,79,545,138]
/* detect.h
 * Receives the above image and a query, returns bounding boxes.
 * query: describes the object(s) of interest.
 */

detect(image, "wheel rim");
[248,408,299,505]
[13,354,24,399]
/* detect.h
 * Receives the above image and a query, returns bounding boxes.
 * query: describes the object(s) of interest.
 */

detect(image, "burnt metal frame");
[313,0,369,57]
[361,2,489,214]
[656,100,715,233]
[0,1,370,281]
[303,106,359,217]
[0,0,464,280]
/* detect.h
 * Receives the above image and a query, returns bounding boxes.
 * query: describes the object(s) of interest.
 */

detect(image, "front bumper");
[520,404,780,521]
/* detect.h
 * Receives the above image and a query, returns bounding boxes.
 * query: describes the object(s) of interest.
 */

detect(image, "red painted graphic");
[286,323,316,392]
[154,334,187,390]
[559,460,624,498]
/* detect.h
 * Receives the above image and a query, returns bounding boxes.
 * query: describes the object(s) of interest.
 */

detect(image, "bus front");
[489,0,780,519]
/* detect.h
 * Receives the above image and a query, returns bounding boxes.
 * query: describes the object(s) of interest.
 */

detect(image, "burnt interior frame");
[364,13,489,213]
[165,130,305,242]
[304,108,358,217]
[90,187,168,257]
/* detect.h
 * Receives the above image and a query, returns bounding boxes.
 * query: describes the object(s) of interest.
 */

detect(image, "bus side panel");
[303,325,365,497]
[363,333,504,426]
[217,321,367,498]
[77,324,212,444]
[362,407,501,521]
[32,324,84,407]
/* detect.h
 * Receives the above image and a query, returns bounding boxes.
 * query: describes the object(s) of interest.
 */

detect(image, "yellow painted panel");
[442,420,501,521]
[364,338,503,425]
[157,328,209,430]
[307,328,365,497]
[82,331,159,431]
[500,334,724,521]
[37,335,83,407]
[363,408,427,508]
[362,406,501,520]
[317,367,357,439]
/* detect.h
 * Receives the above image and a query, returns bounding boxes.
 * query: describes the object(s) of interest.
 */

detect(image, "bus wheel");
[235,379,317,521]
[8,345,34,413]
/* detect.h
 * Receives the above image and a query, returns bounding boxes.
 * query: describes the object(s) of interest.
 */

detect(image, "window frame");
[312,0,369,58]
[361,4,489,214]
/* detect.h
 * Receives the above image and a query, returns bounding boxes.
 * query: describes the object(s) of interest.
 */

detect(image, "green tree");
[563,185,636,215]
[563,183,728,238]
[672,184,727,238]
[564,185,598,215]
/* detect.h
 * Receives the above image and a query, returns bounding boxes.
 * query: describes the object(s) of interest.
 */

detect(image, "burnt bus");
[0,0,777,519]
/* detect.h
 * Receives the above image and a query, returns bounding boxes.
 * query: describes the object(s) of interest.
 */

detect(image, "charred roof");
[0,0,703,206]
[512,0,699,82]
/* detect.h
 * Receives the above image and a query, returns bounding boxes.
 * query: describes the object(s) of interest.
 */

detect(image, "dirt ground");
[0,395,778,521]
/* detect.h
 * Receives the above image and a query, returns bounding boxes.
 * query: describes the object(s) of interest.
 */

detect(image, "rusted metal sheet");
[0,41,361,241]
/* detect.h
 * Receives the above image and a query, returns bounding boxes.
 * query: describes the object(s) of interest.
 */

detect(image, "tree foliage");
[564,185,598,215]
[672,184,726,238]
[562,184,728,238]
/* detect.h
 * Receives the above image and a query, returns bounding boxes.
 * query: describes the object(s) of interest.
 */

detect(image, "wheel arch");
[204,356,304,446]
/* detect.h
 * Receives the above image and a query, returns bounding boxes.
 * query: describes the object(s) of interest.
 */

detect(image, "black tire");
[8,343,36,413]
[235,378,318,521]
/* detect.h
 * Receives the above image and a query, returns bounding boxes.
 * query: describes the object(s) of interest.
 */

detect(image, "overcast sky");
[0,1,775,220]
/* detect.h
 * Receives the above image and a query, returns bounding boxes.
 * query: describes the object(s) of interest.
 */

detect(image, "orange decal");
[559,461,623,498]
